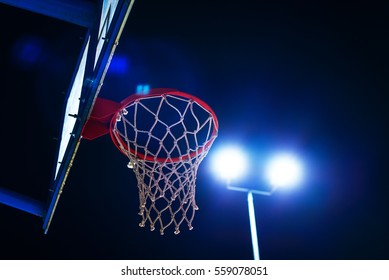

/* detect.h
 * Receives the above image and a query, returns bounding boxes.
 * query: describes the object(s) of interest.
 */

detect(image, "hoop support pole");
[0,187,45,217]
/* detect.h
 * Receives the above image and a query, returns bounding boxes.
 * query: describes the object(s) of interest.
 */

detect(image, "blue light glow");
[12,36,45,68]
[109,55,129,75]
[136,84,150,94]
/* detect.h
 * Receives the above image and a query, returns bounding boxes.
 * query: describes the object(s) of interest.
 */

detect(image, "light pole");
[247,191,259,260]
[226,183,276,260]
[212,147,304,260]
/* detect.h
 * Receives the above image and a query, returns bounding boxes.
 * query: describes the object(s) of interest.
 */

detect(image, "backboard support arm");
[0,187,45,217]
[0,0,97,28]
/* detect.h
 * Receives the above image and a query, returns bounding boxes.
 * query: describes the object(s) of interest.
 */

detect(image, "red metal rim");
[109,89,219,162]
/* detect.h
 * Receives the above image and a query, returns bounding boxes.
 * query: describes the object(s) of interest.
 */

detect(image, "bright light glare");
[265,153,304,188]
[211,146,248,180]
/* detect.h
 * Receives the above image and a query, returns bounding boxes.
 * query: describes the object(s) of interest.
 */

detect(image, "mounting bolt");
[68,114,81,121]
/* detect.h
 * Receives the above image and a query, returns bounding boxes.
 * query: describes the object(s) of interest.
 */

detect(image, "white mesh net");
[111,91,218,235]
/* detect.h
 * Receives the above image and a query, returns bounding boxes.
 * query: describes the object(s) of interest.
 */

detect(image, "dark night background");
[1,1,388,259]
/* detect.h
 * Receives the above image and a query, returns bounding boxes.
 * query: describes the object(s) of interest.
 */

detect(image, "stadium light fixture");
[264,153,304,189]
[211,146,305,260]
[211,145,248,181]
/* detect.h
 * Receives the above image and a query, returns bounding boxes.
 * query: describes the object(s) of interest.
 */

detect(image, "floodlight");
[218,149,305,260]
[265,153,304,188]
[211,146,248,180]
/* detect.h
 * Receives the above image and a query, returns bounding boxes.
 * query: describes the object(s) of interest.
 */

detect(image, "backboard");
[0,0,135,233]
[42,0,135,233]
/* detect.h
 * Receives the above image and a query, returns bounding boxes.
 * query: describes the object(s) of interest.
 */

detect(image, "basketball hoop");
[109,88,218,235]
